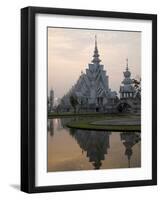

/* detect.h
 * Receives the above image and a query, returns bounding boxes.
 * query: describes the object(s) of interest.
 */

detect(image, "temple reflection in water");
[69,129,111,169]
[48,119,54,136]
[48,118,141,171]
[120,132,141,168]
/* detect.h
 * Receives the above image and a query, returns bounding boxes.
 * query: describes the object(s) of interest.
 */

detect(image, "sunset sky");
[48,27,141,99]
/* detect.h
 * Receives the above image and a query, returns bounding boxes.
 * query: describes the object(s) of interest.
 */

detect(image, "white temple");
[60,36,118,112]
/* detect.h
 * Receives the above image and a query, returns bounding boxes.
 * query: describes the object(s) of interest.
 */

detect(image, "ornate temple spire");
[91,35,101,64]
[123,58,131,80]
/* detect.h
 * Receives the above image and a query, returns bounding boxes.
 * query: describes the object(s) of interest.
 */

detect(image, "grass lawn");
[66,115,141,132]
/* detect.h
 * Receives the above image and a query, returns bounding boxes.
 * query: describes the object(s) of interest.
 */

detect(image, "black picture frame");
[21,6,157,193]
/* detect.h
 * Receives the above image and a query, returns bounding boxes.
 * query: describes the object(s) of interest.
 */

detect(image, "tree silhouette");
[69,95,79,113]
[132,78,141,100]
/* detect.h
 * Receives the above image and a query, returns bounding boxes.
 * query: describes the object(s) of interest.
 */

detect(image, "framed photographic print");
[21,6,157,193]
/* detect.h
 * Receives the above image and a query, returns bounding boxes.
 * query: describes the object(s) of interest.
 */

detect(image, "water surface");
[47,118,141,172]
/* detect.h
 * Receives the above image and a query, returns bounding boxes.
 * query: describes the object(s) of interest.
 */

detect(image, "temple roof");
[60,36,117,105]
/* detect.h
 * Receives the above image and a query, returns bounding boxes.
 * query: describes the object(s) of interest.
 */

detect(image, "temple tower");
[49,88,54,111]
[119,59,135,99]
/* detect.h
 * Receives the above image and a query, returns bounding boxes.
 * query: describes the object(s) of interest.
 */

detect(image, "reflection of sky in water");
[47,118,141,172]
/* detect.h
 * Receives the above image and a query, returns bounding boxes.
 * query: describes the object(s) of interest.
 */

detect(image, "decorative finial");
[95,35,97,47]
[126,58,129,71]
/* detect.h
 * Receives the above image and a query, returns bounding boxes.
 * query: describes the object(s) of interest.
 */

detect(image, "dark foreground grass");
[48,112,109,118]
[48,112,139,119]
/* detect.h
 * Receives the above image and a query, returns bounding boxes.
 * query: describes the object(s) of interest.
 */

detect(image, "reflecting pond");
[47,118,141,172]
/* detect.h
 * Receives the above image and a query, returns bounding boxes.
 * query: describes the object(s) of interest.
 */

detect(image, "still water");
[48,118,141,172]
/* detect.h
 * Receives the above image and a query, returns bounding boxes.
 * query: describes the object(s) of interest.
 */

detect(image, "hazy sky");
[48,27,141,99]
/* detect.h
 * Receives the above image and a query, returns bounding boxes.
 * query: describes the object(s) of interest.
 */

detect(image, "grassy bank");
[66,116,141,132]
[48,112,140,118]
[48,112,108,118]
